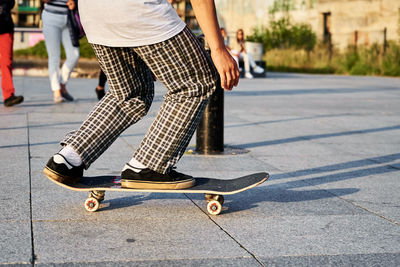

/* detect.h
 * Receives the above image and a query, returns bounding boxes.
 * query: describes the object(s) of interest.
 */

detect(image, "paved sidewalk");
[1,73,400,266]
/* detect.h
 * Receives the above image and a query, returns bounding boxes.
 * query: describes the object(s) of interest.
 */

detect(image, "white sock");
[125,158,147,173]
[59,145,82,167]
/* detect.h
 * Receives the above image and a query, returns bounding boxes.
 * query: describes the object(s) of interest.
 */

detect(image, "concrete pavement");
[1,73,400,266]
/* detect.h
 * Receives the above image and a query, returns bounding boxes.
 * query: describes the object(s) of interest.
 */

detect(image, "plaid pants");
[61,27,217,173]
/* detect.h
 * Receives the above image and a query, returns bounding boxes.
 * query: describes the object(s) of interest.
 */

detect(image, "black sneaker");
[4,94,24,107]
[43,154,83,184]
[121,164,195,190]
[61,90,74,101]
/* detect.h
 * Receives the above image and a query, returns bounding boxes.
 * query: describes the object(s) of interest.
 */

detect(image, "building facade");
[215,0,400,50]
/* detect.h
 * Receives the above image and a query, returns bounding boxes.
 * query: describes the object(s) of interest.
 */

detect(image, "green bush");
[343,50,359,72]
[245,27,265,43]
[14,40,48,58]
[14,37,96,59]
[247,18,316,52]
[265,41,400,77]
[78,37,96,58]
[381,42,400,76]
[291,24,316,51]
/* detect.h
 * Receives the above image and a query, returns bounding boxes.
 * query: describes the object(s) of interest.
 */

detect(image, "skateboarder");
[44,0,240,190]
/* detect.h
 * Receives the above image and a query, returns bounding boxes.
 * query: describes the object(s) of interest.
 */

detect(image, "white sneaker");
[253,66,264,74]
[245,72,254,79]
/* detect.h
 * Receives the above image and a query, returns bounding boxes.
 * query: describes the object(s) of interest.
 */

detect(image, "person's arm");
[66,0,76,10]
[42,0,75,10]
[190,0,239,91]
[240,41,247,53]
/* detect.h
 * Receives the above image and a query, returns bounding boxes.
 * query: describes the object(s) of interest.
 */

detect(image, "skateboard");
[47,172,269,215]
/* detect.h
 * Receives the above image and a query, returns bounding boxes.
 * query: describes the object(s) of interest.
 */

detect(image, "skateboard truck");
[83,191,226,215]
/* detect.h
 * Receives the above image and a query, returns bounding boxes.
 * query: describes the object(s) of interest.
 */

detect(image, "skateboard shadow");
[92,152,400,214]
[211,154,400,215]
[97,192,190,212]
[98,194,150,212]
[184,186,359,215]
[96,186,358,215]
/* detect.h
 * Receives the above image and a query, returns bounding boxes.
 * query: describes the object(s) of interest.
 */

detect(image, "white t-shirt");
[78,0,186,47]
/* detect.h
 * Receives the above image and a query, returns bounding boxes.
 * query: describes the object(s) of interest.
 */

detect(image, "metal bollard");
[196,35,224,154]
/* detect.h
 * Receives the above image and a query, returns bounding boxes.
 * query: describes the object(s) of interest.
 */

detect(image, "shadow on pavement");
[229,86,398,97]
[93,153,399,214]
[226,113,353,129]
[237,124,400,149]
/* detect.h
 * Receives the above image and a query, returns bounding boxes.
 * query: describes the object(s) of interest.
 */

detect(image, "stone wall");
[215,0,399,50]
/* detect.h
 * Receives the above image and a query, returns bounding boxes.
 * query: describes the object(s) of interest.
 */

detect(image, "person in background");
[230,29,264,79]
[42,0,79,103]
[95,69,106,100]
[220,27,230,50]
[0,0,24,107]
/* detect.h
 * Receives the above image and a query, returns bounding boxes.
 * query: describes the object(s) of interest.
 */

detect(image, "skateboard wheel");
[207,200,222,215]
[84,197,100,212]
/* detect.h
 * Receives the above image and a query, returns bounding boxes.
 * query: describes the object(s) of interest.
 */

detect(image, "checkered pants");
[61,27,217,173]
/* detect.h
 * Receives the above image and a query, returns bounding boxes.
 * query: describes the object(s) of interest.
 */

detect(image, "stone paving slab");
[212,214,400,257]
[259,253,400,267]
[33,218,248,264]
[0,112,32,264]
[36,257,260,267]
[0,221,32,264]
[1,73,400,266]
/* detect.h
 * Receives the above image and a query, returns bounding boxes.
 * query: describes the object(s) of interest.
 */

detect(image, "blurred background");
[11,0,400,76]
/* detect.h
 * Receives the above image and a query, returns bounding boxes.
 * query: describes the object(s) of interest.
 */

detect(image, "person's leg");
[59,25,80,101]
[0,33,15,101]
[0,33,23,107]
[95,69,107,100]
[98,69,107,88]
[132,27,217,174]
[44,44,154,183]
[42,11,63,101]
[247,52,264,73]
[60,44,154,169]
[240,52,253,78]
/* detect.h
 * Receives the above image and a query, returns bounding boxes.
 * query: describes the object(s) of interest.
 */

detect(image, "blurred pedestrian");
[231,29,264,79]
[220,27,230,49]
[42,0,79,103]
[0,0,24,107]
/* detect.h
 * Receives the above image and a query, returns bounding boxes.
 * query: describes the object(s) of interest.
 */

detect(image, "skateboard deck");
[47,172,269,215]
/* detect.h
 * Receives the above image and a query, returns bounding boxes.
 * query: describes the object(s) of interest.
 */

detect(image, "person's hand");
[240,44,246,53]
[66,0,75,10]
[211,47,240,91]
